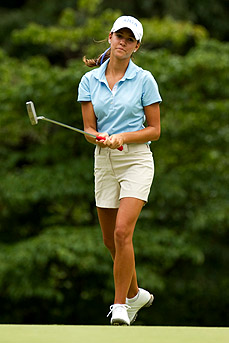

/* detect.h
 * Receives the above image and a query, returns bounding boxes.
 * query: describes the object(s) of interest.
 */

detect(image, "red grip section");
[96,136,123,151]
[96,136,106,142]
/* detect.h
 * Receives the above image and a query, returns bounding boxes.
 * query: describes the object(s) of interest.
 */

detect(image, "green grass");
[1,325,228,343]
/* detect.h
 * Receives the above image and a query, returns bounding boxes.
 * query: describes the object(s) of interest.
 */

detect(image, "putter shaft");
[38,116,97,139]
[26,101,123,151]
[40,116,123,150]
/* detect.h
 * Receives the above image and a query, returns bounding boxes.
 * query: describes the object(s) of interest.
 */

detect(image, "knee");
[103,236,115,254]
[114,224,132,247]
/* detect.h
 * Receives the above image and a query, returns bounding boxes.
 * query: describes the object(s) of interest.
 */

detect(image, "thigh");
[115,197,144,238]
[97,207,118,242]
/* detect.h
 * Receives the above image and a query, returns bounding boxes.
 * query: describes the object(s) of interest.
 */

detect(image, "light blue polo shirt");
[77,59,162,136]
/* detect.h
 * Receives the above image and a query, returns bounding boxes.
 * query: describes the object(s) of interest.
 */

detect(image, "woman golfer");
[78,15,162,325]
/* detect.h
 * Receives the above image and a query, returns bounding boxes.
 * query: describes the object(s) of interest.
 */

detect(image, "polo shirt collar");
[94,59,139,83]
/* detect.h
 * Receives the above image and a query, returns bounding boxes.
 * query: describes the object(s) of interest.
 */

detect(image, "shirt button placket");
[111,84,118,104]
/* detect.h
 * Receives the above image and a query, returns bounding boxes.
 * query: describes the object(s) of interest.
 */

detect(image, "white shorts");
[94,143,154,208]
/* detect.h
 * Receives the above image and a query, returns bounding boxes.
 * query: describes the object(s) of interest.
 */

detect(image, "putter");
[26,101,123,151]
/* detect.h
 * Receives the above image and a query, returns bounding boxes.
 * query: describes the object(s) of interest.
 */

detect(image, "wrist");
[120,133,126,144]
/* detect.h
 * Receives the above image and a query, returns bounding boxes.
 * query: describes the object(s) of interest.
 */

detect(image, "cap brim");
[111,25,141,41]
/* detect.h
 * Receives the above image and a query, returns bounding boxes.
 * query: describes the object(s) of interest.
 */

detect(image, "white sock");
[127,290,140,302]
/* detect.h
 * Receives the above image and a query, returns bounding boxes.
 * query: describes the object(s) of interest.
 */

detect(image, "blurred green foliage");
[0,0,228,326]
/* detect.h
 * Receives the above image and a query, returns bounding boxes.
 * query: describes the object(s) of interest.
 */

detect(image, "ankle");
[127,288,139,301]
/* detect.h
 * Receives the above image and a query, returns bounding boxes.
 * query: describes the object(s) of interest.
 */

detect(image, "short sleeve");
[77,74,91,102]
[142,71,162,107]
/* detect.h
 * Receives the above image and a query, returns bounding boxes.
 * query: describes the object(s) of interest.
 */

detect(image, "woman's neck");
[106,56,130,78]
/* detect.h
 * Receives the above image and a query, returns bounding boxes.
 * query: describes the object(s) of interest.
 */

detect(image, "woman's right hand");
[96,132,109,148]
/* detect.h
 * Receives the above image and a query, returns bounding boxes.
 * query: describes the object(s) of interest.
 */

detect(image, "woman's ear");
[134,42,141,53]
[108,32,113,44]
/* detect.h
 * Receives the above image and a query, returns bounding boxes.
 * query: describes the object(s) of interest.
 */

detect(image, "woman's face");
[109,28,140,60]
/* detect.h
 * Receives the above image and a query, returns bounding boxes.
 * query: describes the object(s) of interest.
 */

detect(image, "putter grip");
[96,136,123,151]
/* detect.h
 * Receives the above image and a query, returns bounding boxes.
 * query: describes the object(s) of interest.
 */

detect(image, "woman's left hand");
[105,134,124,149]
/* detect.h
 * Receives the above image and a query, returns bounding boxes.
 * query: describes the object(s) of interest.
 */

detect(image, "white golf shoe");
[126,288,154,324]
[107,304,130,326]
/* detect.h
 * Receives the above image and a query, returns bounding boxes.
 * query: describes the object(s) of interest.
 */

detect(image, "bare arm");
[81,101,108,146]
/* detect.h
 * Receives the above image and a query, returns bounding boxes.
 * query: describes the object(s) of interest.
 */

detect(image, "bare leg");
[97,198,143,303]
[113,198,144,303]
[97,203,141,300]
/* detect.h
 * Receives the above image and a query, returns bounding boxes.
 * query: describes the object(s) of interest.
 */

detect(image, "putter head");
[26,101,38,125]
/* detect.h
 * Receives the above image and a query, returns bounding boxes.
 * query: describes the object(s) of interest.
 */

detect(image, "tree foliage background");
[0,0,228,326]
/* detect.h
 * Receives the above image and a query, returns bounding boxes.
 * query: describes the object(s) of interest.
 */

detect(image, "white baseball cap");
[111,16,143,42]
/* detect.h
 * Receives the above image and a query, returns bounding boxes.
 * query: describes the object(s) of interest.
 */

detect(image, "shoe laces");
[107,304,130,317]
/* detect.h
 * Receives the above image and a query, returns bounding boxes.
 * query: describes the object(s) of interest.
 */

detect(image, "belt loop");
[98,146,101,155]
[123,144,128,153]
